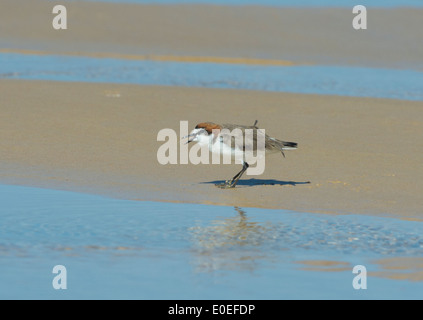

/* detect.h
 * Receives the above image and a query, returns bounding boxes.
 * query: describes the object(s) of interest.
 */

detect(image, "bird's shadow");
[201,179,311,187]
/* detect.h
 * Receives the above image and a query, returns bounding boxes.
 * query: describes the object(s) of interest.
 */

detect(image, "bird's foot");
[215,180,236,189]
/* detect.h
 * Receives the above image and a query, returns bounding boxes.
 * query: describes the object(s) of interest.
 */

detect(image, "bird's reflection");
[189,206,280,273]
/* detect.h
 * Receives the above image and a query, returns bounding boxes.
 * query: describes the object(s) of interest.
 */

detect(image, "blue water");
[56,0,423,8]
[1,184,423,299]
[2,53,423,100]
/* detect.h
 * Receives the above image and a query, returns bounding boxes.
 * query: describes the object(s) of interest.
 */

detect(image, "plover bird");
[184,120,297,188]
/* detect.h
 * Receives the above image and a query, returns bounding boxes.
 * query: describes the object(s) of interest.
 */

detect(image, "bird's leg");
[216,167,243,189]
[216,162,249,189]
[230,162,249,187]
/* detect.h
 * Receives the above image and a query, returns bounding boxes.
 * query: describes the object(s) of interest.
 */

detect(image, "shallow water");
[1,184,422,299]
[1,53,423,100]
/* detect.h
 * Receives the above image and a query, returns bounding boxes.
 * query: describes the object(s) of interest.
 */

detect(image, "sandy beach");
[1,1,422,220]
[1,79,422,219]
[1,0,423,70]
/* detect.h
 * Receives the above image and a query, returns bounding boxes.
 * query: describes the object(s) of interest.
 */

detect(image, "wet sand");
[1,0,423,219]
[1,79,422,219]
[1,0,423,70]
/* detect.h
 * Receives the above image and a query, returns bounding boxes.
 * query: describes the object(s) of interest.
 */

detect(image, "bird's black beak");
[182,133,196,145]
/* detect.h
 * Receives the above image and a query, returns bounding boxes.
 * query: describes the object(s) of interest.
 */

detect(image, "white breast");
[208,134,245,164]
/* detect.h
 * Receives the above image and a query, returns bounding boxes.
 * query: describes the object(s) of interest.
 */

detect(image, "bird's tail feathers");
[272,139,298,150]
[271,139,297,158]
[280,141,298,150]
